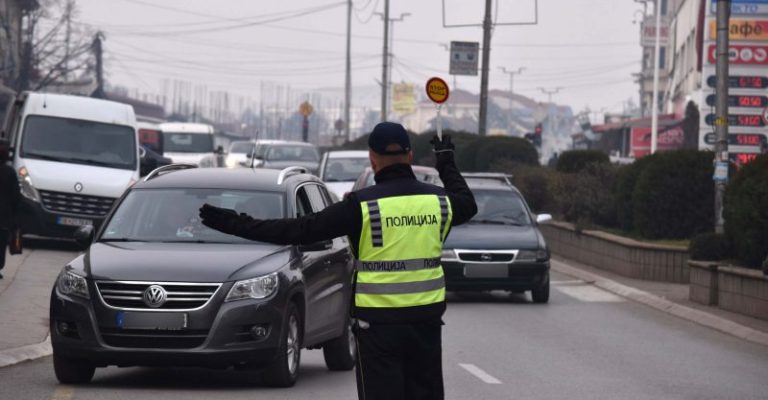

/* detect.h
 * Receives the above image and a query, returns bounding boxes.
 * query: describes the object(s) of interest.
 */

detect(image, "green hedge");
[553,162,618,229]
[614,156,654,232]
[689,232,730,261]
[555,150,610,173]
[724,154,768,268]
[632,150,714,239]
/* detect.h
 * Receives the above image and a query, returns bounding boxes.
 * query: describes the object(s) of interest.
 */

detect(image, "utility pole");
[538,87,562,104]
[63,0,74,82]
[377,11,410,118]
[650,0,663,154]
[379,0,390,122]
[499,66,525,109]
[478,0,493,136]
[714,0,730,234]
[344,0,352,141]
[92,32,105,99]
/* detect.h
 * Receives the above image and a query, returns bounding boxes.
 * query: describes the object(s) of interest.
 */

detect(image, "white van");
[1,92,139,238]
[158,122,216,165]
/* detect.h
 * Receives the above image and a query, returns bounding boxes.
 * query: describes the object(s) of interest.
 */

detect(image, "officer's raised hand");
[199,203,239,234]
[430,134,455,168]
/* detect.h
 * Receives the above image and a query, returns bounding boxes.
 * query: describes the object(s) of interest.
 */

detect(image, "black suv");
[50,165,356,386]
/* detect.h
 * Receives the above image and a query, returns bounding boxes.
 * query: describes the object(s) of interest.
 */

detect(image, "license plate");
[463,263,509,278]
[56,216,93,227]
[117,311,188,330]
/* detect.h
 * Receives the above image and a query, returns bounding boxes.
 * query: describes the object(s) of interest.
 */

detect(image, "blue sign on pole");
[712,0,768,15]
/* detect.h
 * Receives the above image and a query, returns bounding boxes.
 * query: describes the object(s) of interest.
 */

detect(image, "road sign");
[706,113,766,127]
[709,19,768,41]
[706,94,768,107]
[706,75,768,88]
[707,44,768,64]
[704,132,766,145]
[426,77,450,104]
[299,101,313,117]
[449,41,479,76]
[711,0,768,16]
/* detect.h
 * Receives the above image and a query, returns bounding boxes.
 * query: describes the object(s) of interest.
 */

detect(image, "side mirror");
[298,239,332,252]
[139,146,147,159]
[74,225,95,247]
[536,214,552,224]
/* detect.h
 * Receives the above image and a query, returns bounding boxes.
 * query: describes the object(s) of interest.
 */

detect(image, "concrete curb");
[0,335,52,368]
[552,260,768,348]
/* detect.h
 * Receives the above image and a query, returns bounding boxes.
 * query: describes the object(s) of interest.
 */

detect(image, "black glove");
[430,134,455,154]
[199,203,239,234]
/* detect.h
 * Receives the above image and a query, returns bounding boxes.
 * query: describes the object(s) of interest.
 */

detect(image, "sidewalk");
[0,243,79,366]
[551,255,768,342]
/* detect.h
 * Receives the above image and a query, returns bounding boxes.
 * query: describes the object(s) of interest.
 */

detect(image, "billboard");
[631,125,685,158]
[392,83,416,115]
[449,41,479,76]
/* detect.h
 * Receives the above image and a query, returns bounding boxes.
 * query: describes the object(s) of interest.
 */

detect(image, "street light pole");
[478,0,493,136]
[714,0,730,234]
[499,66,525,109]
[650,0,663,154]
[379,0,390,122]
[381,12,411,117]
[344,0,352,141]
[538,87,562,104]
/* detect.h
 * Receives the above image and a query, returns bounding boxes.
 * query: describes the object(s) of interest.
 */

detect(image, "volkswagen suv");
[50,165,356,386]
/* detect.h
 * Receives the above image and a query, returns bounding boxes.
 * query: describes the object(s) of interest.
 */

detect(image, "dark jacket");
[227,153,478,322]
[0,164,20,230]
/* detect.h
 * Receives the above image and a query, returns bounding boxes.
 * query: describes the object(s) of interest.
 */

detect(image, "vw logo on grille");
[74,182,83,192]
[143,285,167,308]
[481,253,493,262]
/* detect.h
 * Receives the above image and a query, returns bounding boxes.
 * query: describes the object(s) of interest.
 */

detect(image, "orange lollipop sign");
[426,77,450,104]
[426,77,450,139]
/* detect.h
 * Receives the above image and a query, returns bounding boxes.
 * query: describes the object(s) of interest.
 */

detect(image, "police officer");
[200,122,477,400]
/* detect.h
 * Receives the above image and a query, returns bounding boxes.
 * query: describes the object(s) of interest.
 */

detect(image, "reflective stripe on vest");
[356,194,452,309]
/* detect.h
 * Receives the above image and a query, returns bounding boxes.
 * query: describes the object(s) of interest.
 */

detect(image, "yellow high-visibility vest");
[355,194,452,309]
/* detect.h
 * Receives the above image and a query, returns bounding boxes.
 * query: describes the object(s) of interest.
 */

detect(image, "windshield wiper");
[470,219,524,226]
[22,152,69,163]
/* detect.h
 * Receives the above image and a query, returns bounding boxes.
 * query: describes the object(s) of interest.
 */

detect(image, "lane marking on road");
[550,279,584,286]
[555,285,625,302]
[459,363,502,384]
[50,386,74,400]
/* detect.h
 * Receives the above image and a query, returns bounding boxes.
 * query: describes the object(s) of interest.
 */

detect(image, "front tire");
[53,353,95,384]
[531,274,550,304]
[262,302,301,387]
[322,317,356,371]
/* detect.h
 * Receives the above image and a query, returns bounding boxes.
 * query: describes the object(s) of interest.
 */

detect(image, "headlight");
[226,272,279,301]
[441,249,458,261]
[56,269,90,299]
[18,167,40,202]
[515,249,548,262]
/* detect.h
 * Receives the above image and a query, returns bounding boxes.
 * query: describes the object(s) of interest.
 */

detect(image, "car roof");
[134,167,319,191]
[159,122,214,134]
[260,141,316,147]
[467,179,522,193]
[360,165,438,174]
[326,150,368,159]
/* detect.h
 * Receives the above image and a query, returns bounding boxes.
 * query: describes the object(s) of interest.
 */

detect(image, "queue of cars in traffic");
[2,91,551,387]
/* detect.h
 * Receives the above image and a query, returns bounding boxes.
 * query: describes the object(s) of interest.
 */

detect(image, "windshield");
[163,132,214,153]
[20,115,136,170]
[266,145,319,162]
[470,189,532,226]
[229,142,254,154]
[323,157,369,181]
[101,189,285,243]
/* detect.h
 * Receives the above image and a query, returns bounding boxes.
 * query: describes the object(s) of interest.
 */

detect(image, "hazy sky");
[74,0,645,115]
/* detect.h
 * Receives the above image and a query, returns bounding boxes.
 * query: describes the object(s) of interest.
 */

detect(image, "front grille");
[100,328,208,349]
[457,251,516,263]
[39,190,115,217]
[96,281,221,310]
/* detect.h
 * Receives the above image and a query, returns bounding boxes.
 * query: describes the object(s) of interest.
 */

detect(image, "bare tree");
[26,0,94,91]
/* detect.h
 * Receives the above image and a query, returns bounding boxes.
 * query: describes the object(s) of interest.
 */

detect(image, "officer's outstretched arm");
[200,198,359,245]
[431,135,478,226]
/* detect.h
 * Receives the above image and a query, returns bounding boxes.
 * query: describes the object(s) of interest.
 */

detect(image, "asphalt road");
[1,258,767,400]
